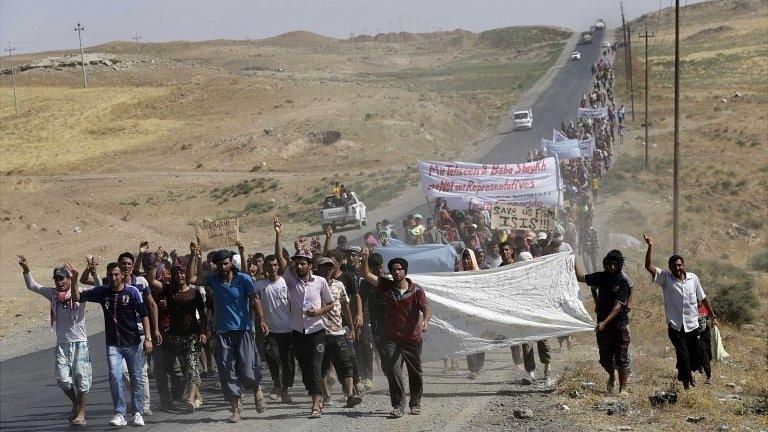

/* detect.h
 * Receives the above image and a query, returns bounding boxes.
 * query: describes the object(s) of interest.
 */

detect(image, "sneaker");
[410,405,421,415]
[109,414,127,426]
[280,390,293,404]
[132,413,145,427]
[619,390,629,397]
[142,407,153,416]
[468,371,479,380]
[389,408,404,418]
[528,371,536,380]
[606,376,616,395]
[255,391,267,413]
[268,387,280,400]
[322,395,334,407]
[345,394,363,408]
[705,378,713,386]
[362,379,374,391]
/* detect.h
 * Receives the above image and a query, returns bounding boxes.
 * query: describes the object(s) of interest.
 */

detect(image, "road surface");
[0,31,604,432]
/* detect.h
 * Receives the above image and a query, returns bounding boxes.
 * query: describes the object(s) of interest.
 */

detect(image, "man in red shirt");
[360,247,431,418]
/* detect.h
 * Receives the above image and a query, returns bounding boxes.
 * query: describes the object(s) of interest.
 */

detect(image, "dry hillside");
[556,0,767,430]
[0,26,571,337]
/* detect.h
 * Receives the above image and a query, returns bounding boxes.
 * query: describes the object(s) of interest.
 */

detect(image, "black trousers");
[264,332,295,391]
[356,321,375,381]
[466,353,485,372]
[370,316,388,373]
[667,326,702,383]
[699,323,712,379]
[292,330,325,396]
[382,339,423,409]
[522,340,551,373]
[322,334,354,379]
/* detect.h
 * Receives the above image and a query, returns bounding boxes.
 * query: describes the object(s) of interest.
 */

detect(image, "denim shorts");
[55,341,92,394]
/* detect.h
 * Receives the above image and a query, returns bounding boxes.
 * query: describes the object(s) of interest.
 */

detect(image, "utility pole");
[4,43,18,113]
[74,23,88,88]
[398,18,402,32]
[350,32,357,64]
[640,26,655,169]
[627,23,635,120]
[132,30,142,85]
[620,3,630,96]
[673,0,681,253]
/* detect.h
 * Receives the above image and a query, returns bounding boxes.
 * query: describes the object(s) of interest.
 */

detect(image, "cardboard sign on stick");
[490,203,556,231]
[195,218,240,250]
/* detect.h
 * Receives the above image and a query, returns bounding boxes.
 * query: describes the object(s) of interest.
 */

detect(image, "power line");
[4,42,19,113]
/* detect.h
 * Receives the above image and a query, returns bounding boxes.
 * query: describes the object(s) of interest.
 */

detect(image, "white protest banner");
[544,139,581,159]
[440,192,562,211]
[411,252,593,361]
[490,202,556,231]
[195,218,240,251]
[553,128,568,141]
[418,158,562,209]
[577,106,608,119]
[579,135,595,156]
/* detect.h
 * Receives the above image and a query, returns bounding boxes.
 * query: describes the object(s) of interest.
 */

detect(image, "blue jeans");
[107,344,144,415]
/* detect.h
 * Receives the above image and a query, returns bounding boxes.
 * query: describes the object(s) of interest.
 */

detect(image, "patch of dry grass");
[0,86,179,174]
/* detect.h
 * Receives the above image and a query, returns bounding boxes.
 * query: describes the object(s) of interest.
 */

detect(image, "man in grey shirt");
[19,255,92,427]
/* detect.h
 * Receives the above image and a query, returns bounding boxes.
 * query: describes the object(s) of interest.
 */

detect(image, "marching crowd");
[17,46,719,428]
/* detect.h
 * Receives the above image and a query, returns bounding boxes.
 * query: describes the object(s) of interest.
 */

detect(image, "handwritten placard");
[490,203,556,231]
[195,218,240,250]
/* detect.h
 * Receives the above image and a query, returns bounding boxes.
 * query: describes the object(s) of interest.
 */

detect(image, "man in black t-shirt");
[575,250,632,396]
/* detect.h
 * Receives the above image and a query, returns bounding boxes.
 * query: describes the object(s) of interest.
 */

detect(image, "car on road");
[512,109,533,130]
[571,51,581,61]
[321,192,367,231]
[601,40,612,49]
[579,32,593,45]
[595,19,605,30]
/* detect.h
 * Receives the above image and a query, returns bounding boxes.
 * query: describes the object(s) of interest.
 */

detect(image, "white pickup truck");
[512,108,533,130]
[321,192,367,231]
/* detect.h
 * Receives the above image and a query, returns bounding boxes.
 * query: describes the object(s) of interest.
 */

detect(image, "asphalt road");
[0,31,604,432]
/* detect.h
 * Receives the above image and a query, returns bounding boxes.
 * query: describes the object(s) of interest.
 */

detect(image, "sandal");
[309,406,322,419]
[255,394,267,413]
[227,411,241,423]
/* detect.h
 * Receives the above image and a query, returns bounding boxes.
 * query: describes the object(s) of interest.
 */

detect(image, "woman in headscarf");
[458,249,485,379]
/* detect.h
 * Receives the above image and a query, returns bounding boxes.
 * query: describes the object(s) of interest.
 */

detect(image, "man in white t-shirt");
[254,254,295,403]
[643,234,717,390]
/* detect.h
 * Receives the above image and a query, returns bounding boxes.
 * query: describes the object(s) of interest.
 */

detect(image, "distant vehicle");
[321,192,367,231]
[512,109,533,130]
[579,32,593,45]
[601,40,612,49]
[595,19,605,30]
[276,67,284,72]
[571,51,581,61]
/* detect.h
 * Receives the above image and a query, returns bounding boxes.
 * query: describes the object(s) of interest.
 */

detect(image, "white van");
[512,109,533,130]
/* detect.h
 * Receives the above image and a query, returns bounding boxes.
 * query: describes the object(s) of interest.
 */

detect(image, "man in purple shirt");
[273,216,334,419]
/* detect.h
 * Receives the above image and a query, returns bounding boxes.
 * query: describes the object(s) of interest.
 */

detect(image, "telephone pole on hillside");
[5,42,18,113]
[639,26,655,169]
[673,0,681,254]
[627,23,635,120]
[620,4,630,98]
[132,30,142,85]
[350,32,357,65]
[74,23,88,88]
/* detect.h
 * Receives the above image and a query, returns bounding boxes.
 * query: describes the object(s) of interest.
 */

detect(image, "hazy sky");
[1,0,701,54]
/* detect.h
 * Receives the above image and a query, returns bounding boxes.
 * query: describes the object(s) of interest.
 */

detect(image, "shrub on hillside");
[748,248,768,272]
[692,260,757,326]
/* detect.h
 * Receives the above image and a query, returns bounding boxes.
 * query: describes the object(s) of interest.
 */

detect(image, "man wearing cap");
[187,245,269,423]
[18,256,91,426]
[575,249,632,396]
[273,216,335,418]
[74,262,152,427]
[315,257,364,408]
[360,248,431,418]
[642,235,716,390]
